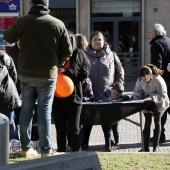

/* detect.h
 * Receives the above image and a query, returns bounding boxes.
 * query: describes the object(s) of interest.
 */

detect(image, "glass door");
[118,20,141,80]
[92,17,141,80]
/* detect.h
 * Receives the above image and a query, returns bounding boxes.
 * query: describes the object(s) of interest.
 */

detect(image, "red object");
[54,73,74,97]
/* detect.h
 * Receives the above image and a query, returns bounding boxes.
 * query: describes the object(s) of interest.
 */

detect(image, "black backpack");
[0,60,21,113]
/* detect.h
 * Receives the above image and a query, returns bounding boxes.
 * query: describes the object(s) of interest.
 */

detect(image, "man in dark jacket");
[149,23,170,142]
[4,0,72,158]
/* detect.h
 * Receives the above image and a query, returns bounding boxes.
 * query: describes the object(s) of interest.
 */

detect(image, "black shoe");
[138,149,143,152]
[105,146,112,152]
[82,143,89,150]
[138,148,149,152]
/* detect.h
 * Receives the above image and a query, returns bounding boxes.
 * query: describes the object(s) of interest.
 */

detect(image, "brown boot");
[21,148,38,158]
[41,148,65,158]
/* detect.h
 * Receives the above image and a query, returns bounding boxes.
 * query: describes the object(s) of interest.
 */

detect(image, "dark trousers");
[144,112,162,131]
[161,107,170,136]
[52,97,82,152]
[82,125,111,147]
[161,77,170,138]
[112,122,119,144]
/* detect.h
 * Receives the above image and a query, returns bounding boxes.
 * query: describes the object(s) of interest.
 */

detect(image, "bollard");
[0,113,9,165]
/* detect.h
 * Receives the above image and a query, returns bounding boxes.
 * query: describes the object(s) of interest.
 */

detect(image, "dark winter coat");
[0,50,21,112]
[7,43,21,94]
[86,44,124,101]
[4,4,72,79]
[150,35,170,82]
[54,48,90,104]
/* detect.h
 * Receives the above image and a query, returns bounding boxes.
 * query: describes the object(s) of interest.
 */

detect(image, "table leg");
[139,111,144,151]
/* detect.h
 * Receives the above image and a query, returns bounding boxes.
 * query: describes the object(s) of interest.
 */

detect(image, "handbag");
[0,59,21,113]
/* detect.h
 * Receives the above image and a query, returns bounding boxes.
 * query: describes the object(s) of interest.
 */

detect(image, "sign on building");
[0,0,20,12]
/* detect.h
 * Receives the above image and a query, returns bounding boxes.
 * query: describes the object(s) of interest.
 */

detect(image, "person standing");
[6,40,21,140]
[52,34,90,152]
[132,64,169,152]
[0,49,21,140]
[4,0,72,158]
[82,31,124,152]
[149,23,170,142]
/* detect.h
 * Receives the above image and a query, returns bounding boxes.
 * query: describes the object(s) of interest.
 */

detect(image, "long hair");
[76,34,88,52]
[146,64,164,76]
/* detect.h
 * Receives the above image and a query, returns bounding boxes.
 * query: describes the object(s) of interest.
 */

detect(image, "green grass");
[9,154,40,164]
[9,153,170,170]
[98,153,170,170]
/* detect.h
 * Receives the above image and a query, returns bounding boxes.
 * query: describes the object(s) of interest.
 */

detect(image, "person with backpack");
[4,0,72,158]
[0,49,21,140]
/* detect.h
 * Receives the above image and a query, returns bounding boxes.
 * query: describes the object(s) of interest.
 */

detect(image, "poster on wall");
[0,0,20,12]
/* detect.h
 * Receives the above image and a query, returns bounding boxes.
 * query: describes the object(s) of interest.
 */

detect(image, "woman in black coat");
[0,49,21,140]
[52,36,90,152]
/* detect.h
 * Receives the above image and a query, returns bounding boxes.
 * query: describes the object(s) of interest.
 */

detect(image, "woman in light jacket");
[132,64,169,152]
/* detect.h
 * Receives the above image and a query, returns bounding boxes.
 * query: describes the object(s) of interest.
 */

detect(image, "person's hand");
[133,95,139,100]
[108,97,113,102]
[58,68,66,73]
[144,97,152,101]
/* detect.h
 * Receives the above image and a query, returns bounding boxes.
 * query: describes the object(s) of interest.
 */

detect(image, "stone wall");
[144,0,170,64]
[20,0,170,66]
[76,0,90,41]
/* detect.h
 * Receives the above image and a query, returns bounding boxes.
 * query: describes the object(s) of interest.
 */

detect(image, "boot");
[160,129,166,143]
[153,129,161,152]
[139,129,150,152]
[143,129,150,152]
[150,131,165,143]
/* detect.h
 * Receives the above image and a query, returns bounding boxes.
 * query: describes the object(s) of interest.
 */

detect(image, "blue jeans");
[5,110,17,140]
[19,79,56,154]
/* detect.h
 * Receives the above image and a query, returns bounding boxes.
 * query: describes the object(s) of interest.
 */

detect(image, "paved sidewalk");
[51,113,170,153]
[51,80,170,152]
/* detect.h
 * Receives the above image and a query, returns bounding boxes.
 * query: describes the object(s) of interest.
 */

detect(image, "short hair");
[152,23,167,36]
[112,83,124,94]
[32,0,48,6]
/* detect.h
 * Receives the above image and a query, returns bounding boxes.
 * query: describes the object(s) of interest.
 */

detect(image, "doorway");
[92,17,141,80]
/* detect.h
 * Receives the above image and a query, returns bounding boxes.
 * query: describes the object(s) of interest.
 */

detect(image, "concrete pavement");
[51,113,170,152]
[51,80,170,152]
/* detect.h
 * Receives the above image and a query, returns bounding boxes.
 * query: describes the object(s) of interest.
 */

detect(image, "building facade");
[1,0,170,80]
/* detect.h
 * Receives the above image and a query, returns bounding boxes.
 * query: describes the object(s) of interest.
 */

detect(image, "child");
[132,64,169,152]
[104,83,129,102]
[102,83,129,150]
